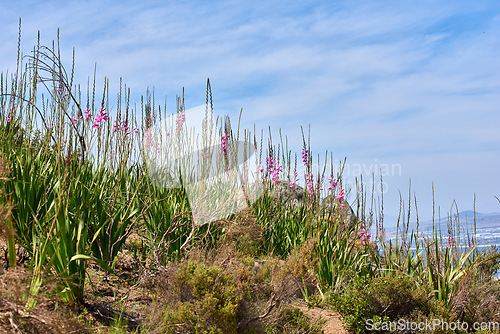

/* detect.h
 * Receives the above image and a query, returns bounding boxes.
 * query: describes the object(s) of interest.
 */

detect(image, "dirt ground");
[292,300,348,334]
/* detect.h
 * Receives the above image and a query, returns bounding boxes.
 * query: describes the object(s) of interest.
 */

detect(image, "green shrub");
[329,275,375,333]
[329,274,455,333]
[158,261,242,333]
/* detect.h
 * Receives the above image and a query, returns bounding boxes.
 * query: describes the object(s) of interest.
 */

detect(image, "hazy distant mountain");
[381,211,500,235]
[419,211,500,230]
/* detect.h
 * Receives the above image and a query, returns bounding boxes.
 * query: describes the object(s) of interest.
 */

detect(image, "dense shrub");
[155,261,242,333]
[329,274,455,333]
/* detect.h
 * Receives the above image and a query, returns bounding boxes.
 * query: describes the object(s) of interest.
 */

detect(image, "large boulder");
[265,181,357,228]
[319,194,357,229]
[267,180,306,210]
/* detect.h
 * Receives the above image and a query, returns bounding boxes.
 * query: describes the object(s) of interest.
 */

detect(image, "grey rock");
[267,180,306,210]
[263,180,357,228]
[320,194,357,229]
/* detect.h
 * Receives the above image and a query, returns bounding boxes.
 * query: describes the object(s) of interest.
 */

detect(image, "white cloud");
[0,0,499,219]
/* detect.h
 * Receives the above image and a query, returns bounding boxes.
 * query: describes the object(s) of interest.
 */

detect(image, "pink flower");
[84,109,92,121]
[266,157,282,183]
[328,178,337,191]
[340,204,345,209]
[336,189,345,201]
[305,173,314,195]
[73,118,78,123]
[175,111,185,133]
[301,146,308,165]
[360,231,371,244]
[6,117,11,123]
[98,108,108,121]
[221,135,228,155]
[92,109,108,128]
[145,129,153,147]
[448,236,454,247]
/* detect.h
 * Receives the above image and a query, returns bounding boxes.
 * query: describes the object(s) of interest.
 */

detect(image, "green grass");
[0,26,499,333]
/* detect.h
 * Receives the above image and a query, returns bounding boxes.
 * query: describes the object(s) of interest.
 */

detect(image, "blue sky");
[1,0,499,224]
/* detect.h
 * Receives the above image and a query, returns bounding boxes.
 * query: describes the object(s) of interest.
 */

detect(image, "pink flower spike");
[84,109,92,121]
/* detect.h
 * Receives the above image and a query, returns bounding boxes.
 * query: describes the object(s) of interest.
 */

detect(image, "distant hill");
[417,211,500,231]
[381,211,500,236]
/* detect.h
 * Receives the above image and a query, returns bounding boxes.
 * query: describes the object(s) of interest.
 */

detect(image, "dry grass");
[0,266,89,334]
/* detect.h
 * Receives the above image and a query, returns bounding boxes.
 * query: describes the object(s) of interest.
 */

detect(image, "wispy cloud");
[0,0,499,219]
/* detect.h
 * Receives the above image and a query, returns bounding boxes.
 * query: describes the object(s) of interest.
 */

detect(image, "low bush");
[152,261,242,333]
[329,274,455,333]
